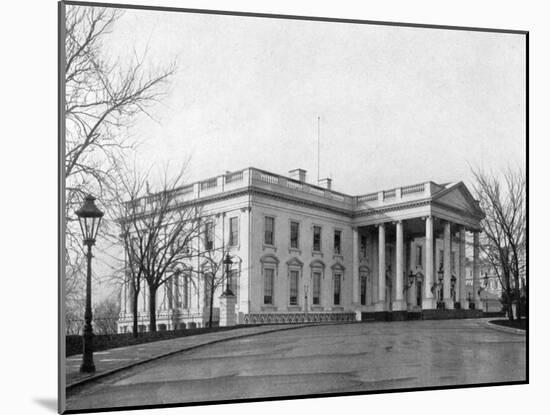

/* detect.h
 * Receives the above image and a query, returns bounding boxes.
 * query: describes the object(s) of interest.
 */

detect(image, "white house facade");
[117,167,485,332]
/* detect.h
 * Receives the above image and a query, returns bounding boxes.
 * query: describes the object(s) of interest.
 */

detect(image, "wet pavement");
[66,319,526,411]
[66,324,309,386]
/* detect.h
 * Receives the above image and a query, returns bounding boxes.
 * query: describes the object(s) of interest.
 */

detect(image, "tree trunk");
[505,286,514,321]
[208,281,215,328]
[132,290,140,337]
[149,285,157,332]
[513,273,521,319]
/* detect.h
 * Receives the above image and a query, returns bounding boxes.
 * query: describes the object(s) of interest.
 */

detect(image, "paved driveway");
[66,319,526,411]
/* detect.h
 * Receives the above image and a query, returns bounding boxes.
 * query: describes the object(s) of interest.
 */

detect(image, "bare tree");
[471,166,526,320]
[63,5,175,323]
[194,239,235,328]
[112,164,147,336]
[117,164,203,332]
[93,295,121,335]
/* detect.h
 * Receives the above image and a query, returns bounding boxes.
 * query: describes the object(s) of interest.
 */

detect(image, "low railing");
[250,168,352,204]
[172,185,193,199]
[124,168,431,213]
[357,192,378,203]
[258,172,279,184]
[244,312,356,324]
[310,187,326,197]
[225,171,243,184]
[402,183,425,195]
[286,179,303,190]
[383,189,396,199]
[200,178,217,190]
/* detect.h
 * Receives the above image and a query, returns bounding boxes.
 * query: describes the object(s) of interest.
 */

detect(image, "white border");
[1,1,540,414]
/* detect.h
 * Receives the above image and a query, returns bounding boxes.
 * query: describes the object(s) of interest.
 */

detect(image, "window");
[264,217,275,245]
[334,230,342,255]
[313,226,322,251]
[289,270,299,305]
[290,221,299,249]
[416,245,423,267]
[182,274,189,309]
[360,235,367,258]
[264,268,274,304]
[204,222,214,250]
[333,274,341,305]
[229,217,238,246]
[312,272,321,305]
[360,274,367,305]
[439,249,444,270]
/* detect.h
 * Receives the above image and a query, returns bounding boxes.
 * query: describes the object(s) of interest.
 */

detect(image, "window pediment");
[309,259,325,269]
[260,253,279,265]
[286,257,304,268]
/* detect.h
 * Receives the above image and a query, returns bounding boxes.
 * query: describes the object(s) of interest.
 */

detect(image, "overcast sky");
[100,8,526,196]
[102,8,525,195]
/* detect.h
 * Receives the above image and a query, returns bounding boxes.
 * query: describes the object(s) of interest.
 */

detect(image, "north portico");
[350,180,485,319]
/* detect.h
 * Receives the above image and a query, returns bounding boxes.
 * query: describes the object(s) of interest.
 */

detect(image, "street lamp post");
[304,284,309,322]
[434,267,445,309]
[223,253,234,296]
[450,275,457,309]
[75,194,104,374]
[478,273,489,313]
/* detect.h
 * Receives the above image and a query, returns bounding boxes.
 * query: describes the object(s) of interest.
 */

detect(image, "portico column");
[393,221,406,311]
[352,227,360,306]
[443,221,453,308]
[423,216,436,309]
[370,232,378,307]
[375,223,386,311]
[473,231,481,309]
[458,227,467,309]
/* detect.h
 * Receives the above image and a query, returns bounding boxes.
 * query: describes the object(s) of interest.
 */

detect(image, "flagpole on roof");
[317,116,321,183]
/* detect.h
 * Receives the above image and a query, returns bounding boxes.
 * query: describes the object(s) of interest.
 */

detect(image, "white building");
[117,167,485,332]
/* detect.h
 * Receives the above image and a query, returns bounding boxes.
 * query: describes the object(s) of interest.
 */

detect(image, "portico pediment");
[432,182,484,219]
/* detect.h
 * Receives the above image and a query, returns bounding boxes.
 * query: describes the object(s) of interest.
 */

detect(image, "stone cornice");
[249,187,353,217]
[136,185,481,227]
[352,198,432,218]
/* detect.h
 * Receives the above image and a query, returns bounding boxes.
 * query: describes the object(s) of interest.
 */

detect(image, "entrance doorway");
[416,280,422,307]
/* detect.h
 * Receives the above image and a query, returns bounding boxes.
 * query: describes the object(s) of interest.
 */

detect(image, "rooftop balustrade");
[124,167,441,214]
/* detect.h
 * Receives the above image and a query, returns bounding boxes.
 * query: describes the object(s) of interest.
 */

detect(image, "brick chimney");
[288,168,307,182]
[318,178,332,190]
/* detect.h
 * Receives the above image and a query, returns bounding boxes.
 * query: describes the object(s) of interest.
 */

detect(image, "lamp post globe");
[75,194,104,373]
[223,253,234,295]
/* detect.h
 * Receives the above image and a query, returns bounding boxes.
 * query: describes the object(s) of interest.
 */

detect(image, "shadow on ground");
[34,398,57,412]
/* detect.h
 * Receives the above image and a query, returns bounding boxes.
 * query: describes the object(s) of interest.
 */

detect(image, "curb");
[481,320,526,335]
[66,323,317,391]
